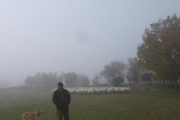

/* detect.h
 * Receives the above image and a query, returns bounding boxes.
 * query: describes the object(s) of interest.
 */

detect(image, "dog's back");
[22,110,43,120]
[22,112,36,120]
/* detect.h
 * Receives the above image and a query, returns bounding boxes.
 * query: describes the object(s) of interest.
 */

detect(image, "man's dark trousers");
[56,106,70,120]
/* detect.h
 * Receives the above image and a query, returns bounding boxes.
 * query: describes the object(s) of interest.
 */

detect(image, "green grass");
[0,89,180,120]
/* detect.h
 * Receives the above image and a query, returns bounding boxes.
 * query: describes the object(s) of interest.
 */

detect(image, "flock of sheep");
[52,87,130,95]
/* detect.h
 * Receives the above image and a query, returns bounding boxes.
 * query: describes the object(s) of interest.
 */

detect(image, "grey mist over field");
[0,1,180,87]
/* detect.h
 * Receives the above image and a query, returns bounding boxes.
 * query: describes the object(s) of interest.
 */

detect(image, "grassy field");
[0,89,180,120]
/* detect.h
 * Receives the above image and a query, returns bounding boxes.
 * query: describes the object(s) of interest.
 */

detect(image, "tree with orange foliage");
[137,14,180,90]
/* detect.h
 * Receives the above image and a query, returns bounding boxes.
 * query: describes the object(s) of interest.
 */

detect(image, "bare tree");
[101,61,126,83]
[92,73,102,86]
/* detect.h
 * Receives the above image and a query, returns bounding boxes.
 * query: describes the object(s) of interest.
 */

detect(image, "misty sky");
[0,0,180,86]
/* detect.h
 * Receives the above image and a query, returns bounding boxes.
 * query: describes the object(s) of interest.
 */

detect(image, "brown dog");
[22,110,44,120]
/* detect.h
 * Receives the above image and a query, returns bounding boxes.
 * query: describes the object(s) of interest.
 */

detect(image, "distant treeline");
[25,72,62,87]
[24,72,90,87]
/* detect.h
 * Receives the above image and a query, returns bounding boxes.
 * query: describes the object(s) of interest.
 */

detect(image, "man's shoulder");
[54,89,59,93]
[63,88,68,91]
[63,89,70,93]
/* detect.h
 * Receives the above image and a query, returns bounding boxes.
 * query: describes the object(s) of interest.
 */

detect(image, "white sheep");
[107,87,114,94]
[87,87,94,95]
[56,86,130,95]
[52,88,57,93]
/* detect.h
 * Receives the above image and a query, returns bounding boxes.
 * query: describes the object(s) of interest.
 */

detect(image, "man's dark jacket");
[52,89,71,109]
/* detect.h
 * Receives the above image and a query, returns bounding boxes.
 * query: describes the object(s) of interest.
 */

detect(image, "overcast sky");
[0,0,180,86]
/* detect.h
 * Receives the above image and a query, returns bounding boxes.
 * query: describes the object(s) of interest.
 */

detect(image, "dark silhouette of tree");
[77,74,90,87]
[112,76,124,87]
[141,72,153,84]
[25,76,36,86]
[65,72,78,87]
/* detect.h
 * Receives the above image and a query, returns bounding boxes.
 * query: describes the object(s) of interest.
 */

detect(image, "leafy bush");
[112,76,124,87]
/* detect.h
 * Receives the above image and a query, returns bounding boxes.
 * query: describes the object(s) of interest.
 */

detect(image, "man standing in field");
[52,82,71,120]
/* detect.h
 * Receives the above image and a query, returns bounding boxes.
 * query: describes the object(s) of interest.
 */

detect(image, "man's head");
[58,82,63,90]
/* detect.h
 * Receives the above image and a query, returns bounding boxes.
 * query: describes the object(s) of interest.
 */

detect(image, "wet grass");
[0,89,180,120]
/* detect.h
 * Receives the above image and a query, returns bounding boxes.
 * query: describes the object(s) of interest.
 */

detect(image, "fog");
[0,0,179,87]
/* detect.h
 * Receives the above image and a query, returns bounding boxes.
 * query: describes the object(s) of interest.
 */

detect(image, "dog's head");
[37,110,44,115]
